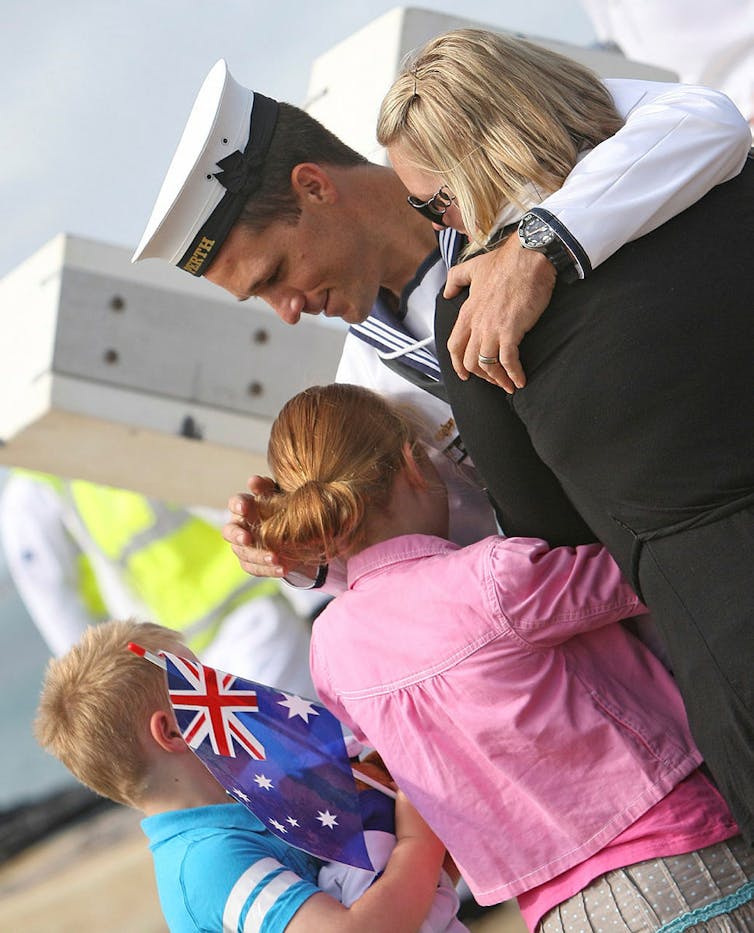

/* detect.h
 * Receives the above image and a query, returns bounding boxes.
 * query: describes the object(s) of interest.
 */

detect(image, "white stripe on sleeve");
[223,857,285,933]
[242,871,302,933]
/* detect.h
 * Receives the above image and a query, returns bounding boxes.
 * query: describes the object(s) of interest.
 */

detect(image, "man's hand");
[443,235,557,392]
[222,475,287,578]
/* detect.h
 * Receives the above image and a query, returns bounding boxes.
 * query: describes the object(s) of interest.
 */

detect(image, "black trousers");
[435,158,754,842]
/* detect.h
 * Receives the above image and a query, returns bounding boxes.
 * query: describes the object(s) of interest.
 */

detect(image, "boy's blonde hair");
[255,384,427,565]
[377,28,624,249]
[35,619,187,807]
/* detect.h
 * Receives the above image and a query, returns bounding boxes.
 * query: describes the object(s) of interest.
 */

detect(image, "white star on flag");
[317,810,339,829]
[278,694,320,722]
[254,774,274,790]
[232,787,250,802]
[269,818,287,833]
[286,816,299,827]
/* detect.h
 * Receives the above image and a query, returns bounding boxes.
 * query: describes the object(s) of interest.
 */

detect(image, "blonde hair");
[35,619,187,807]
[377,28,624,249]
[255,384,425,565]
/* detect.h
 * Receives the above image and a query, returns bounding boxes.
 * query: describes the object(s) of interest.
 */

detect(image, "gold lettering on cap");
[183,236,216,274]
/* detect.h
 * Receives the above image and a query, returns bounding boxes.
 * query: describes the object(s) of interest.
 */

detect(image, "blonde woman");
[377,28,751,391]
[249,382,754,933]
[377,28,754,848]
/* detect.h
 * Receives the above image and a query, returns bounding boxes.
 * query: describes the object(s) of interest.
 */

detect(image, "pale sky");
[0,0,597,279]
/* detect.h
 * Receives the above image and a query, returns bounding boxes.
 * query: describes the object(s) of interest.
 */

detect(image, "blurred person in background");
[0,470,320,697]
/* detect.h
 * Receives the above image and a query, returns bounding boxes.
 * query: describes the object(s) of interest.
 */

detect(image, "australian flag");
[162,652,374,871]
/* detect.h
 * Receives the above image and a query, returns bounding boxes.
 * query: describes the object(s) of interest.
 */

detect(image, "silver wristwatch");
[518,212,577,281]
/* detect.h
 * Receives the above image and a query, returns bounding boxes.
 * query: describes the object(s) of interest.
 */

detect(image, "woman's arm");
[434,296,597,546]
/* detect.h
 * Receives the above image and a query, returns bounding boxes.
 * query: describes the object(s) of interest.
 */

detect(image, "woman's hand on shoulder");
[443,235,556,392]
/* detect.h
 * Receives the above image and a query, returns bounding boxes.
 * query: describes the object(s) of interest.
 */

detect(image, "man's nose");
[261,286,307,325]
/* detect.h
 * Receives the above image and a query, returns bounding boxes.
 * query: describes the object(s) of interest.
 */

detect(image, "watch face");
[519,213,555,249]
[518,212,577,280]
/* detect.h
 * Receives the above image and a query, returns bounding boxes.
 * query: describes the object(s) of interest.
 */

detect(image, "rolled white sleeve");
[537,78,752,273]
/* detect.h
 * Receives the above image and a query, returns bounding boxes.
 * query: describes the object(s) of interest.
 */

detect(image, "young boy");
[35,619,464,932]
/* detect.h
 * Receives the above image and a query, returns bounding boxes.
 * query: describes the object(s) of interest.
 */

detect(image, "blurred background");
[1,1,750,930]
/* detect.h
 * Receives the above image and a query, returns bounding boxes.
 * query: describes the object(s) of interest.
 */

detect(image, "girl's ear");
[149,710,190,754]
[401,442,429,490]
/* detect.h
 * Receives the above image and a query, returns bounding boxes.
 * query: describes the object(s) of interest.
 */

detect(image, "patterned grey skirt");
[538,837,754,932]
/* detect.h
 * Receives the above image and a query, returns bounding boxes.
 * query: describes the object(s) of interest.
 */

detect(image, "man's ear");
[149,710,189,754]
[290,162,338,205]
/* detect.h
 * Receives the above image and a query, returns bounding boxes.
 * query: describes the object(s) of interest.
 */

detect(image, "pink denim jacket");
[310,535,702,905]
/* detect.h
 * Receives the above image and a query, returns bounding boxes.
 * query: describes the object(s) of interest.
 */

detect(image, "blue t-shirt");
[142,803,322,932]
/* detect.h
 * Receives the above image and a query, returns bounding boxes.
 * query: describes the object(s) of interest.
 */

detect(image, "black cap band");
[178,92,280,276]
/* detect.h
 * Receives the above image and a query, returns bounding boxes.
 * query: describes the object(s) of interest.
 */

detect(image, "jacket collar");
[346,534,458,590]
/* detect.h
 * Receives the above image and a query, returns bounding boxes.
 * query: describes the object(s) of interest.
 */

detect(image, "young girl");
[375,28,754,855]
[251,383,754,932]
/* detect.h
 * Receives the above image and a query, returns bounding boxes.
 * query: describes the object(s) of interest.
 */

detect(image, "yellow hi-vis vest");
[29,474,277,653]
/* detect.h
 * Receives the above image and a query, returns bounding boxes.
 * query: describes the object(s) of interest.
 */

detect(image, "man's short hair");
[237,102,367,234]
[35,619,187,807]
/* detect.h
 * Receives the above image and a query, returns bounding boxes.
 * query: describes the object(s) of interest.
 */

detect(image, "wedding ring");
[478,354,499,365]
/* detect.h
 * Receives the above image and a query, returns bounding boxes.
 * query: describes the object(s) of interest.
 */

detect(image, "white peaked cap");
[132,60,279,276]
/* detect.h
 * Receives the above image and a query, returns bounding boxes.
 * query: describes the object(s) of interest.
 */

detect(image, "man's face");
[204,195,382,326]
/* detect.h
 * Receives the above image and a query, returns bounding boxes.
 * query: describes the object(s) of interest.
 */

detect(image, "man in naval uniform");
[131,59,750,590]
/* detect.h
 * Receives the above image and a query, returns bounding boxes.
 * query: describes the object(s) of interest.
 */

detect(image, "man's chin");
[325,289,376,325]
[337,304,372,325]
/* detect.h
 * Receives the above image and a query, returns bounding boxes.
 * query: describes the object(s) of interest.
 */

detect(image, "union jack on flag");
[167,656,264,760]
[161,652,375,870]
